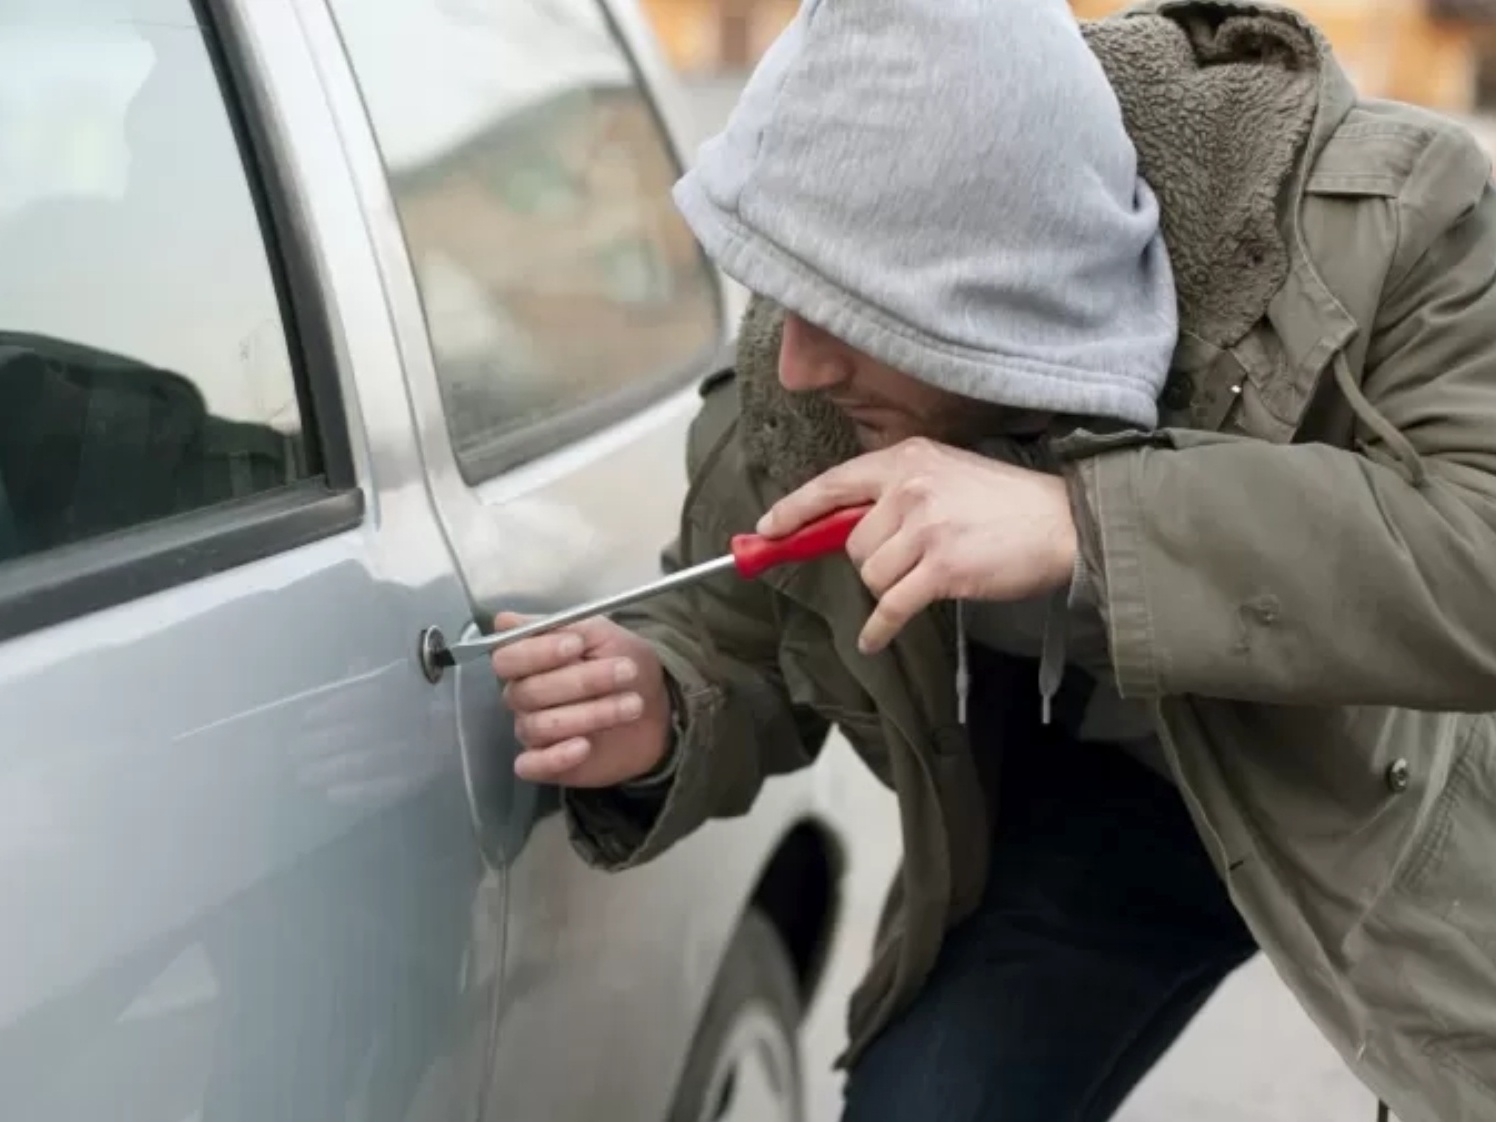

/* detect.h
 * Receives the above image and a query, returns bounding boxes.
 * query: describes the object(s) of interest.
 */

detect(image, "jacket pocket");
[777,611,871,709]
[779,639,892,784]
[1373,714,1496,1096]
[777,615,894,781]
[1394,715,1496,954]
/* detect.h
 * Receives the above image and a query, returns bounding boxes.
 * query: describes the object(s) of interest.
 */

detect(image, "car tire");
[668,908,805,1122]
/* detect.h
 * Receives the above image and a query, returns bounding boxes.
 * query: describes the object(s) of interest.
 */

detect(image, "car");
[0,1,850,1119]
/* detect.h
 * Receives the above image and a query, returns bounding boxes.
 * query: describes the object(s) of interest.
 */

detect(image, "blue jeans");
[843,662,1257,1122]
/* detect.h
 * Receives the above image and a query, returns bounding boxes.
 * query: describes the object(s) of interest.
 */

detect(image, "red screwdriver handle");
[729,505,872,580]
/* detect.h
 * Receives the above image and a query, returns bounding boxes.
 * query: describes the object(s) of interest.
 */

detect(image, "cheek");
[851,423,884,452]
[858,419,918,451]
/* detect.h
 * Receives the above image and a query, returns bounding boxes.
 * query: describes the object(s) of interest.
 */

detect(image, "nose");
[778,312,849,393]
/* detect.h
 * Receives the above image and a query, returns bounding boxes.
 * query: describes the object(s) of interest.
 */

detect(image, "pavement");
[665,75,1480,1122]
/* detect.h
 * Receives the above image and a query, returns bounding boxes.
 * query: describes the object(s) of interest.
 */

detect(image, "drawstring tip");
[954,600,970,726]
[1041,694,1053,726]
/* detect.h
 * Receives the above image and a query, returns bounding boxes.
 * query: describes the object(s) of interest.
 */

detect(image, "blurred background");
[632,3,1493,1120]
[642,0,1496,148]
[641,0,1496,113]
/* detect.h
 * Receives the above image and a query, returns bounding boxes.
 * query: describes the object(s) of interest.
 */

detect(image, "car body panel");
[0,0,847,1120]
[290,1,838,1115]
[0,1,498,1116]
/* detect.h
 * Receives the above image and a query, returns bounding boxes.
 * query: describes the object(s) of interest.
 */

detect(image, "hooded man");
[493,1,1496,1119]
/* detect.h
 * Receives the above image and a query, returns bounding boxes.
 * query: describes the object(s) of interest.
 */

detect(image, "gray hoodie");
[672,0,1178,428]
[671,0,1180,768]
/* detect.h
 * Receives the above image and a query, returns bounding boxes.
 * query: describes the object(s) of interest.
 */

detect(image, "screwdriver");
[429,504,871,668]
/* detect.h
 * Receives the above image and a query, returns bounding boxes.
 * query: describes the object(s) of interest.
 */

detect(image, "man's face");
[777,312,1051,450]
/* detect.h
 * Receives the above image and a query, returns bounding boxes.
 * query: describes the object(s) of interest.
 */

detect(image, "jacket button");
[1385,759,1411,793]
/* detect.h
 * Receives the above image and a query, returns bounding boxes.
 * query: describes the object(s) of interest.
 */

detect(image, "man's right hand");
[491,612,674,787]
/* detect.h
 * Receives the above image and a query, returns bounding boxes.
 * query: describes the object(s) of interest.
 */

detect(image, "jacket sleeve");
[564,395,828,871]
[1070,179,1496,711]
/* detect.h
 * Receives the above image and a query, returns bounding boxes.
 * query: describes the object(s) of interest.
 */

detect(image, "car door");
[299,2,841,1119]
[0,1,500,1119]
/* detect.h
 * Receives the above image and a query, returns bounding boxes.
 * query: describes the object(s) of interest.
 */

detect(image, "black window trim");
[328,0,729,488]
[0,0,365,644]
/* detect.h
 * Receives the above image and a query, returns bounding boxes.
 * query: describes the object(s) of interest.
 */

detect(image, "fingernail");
[615,659,638,685]
[756,512,773,534]
[559,635,583,658]
[620,693,643,718]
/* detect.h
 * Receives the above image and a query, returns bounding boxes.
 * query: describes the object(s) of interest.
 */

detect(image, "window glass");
[0,0,312,563]
[328,0,722,483]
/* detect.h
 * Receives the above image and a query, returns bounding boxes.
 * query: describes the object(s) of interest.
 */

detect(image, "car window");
[0,0,312,564]
[327,0,722,484]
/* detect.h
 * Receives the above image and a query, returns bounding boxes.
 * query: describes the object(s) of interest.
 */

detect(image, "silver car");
[0,1,849,1119]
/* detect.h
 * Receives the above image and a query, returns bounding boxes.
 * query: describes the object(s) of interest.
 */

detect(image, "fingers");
[503,655,638,711]
[487,609,662,786]
[489,613,611,681]
[514,738,592,784]
[512,691,645,749]
[844,492,907,567]
[856,528,921,599]
[859,564,940,654]
[757,452,891,537]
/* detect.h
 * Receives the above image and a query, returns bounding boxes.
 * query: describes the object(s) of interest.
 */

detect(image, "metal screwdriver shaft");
[430,504,870,668]
[433,555,738,666]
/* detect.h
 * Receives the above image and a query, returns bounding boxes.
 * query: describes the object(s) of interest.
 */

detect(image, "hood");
[724,0,1355,494]
[673,0,1178,434]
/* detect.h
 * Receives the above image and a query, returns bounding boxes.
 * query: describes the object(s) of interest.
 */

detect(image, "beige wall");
[641,0,797,72]
[644,0,1486,110]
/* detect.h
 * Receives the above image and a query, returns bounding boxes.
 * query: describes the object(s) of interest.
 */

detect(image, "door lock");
[417,626,449,684]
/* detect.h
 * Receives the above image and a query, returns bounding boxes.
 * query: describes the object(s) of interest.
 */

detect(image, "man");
[493,1,1496,1119]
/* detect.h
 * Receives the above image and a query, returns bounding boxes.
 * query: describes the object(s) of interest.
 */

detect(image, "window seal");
[0,482,365,642]
[197,0,357,491]
[453,339,719,485]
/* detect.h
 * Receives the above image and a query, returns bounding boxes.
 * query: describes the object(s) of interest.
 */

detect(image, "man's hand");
[491,613,673,787]
[757,438,1077,653]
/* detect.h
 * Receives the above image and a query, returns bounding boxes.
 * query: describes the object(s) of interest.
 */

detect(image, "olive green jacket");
[567,4,1496,1119]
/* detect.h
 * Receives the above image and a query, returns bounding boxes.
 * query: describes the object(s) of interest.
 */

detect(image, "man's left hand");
[757,438,1078,653]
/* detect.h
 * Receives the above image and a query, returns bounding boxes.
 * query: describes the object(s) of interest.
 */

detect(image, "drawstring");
[1333,352,1426,488]
[955,590,1067,727]
[1376,1102,1390,1122]
[962,433,1070,727]
[1037,542,1091,727]
[955,600,970,724]
[1037,586,1068,726]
